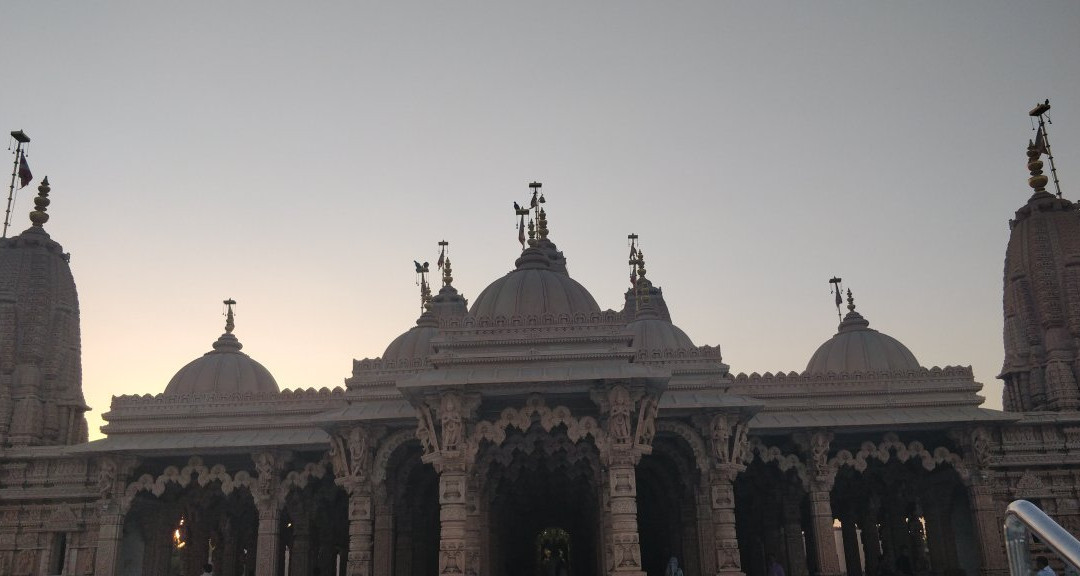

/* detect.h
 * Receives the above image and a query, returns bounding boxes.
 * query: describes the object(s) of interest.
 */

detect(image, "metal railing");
[1004,499,1080,576]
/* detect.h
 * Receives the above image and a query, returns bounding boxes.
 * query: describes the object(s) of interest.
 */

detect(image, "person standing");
[767,555,786,576]
[1036,557,1056,576]
[200,564,214,576]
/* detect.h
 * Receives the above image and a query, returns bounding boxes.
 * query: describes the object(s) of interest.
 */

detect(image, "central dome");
[469,244,600,318]
[805,297,920,374]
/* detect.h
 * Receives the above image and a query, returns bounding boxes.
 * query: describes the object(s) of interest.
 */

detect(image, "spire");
[837,288,870,332]
[223,298,236,334]
[28,176,50,228]
[1028,99,1063,198]
[1027,140,1051,198]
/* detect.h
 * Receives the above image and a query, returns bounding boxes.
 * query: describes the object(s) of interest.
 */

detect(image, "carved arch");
[747,438,808,486]
[829,433,970,482]
[466,395,604,463]
[656,420,710,475]
[122,456,254,511]
[373,428,420,486]
[277,457,329,505]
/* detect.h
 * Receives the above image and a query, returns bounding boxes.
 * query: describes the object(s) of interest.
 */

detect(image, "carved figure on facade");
[971,426,993,468]
[416,405,439,455]
[634,393,659,449]
[705,413,750,468]
[441,392,465,451]
[609,385,633,445]
[329,425,376,490]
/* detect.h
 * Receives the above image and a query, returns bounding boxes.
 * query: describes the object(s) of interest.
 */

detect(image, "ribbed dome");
[470,246,600,318]
[628,316,694,351]
[383,314,439,362]
[164,331,280,396]
[806,303,920,374]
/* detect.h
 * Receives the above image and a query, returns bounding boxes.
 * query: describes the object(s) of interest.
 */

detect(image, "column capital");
[693,412,751,471]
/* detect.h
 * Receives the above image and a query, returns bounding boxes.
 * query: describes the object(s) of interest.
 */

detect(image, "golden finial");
[223,298,236,334]
[846,289,856,314]
[527,218,537,246]
[538,207,549,239]
[443,257,454,287]
[1027,141,1049,193]
[28,176,50,228]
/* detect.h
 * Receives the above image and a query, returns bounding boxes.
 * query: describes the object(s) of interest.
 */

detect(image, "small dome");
[164,316,279,396]
[383,313,439,362]
[470,246,600,318]
[628,317,694,352]
[806,298,920,374]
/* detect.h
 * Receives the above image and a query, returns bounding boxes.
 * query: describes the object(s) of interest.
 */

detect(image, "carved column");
[967,472,1008,576]
[253,451,286,576]
[288,510,312,576]
[373,492,393,576]
[593,384,659,576]
[696,412,751,576]
[93,455,137,576]
[801,431,841,576]
[838,506,863,576]
[465,475,482,576]
[415,391,478,576]
[783,484,808,576]
[329,424,380,576]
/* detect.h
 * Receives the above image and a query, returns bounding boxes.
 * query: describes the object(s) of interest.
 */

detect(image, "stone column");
[289,515,312,576]
[329,424,381,576]
[709,464,745,576]
[696,412,752,576]
[967,473,1008,576]
[373,494,393,576]
[839,511,862,576]
[594,384,660,576]
[465,475,482,576]
[93,455,137,576]
[438,464,469,576]
[801,431,841,576]
[252,451,286,576]
[783,485,808,576]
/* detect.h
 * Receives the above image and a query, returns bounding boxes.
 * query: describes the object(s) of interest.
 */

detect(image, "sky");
[1,2,1079,440]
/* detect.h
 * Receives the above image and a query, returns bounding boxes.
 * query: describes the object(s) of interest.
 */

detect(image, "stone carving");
[329,425,374,488]
[971,427,993,467]
[809,430,833,481]
[707,413,750,467]
[441,392,464,451]
[634,393,659,448]
[416,405,439,454]
[608,385,633,445]
[97,456,117,501]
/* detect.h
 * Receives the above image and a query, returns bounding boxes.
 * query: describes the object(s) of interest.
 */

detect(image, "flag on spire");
[17,151,32,189]
[437,246,445,270]
[518,215,526,247]
[1033,126,1047,157]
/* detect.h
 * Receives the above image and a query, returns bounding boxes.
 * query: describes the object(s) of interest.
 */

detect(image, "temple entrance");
[484,428,600,576]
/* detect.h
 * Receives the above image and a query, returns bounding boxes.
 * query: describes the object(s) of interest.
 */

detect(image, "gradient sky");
[2,2,1078,439]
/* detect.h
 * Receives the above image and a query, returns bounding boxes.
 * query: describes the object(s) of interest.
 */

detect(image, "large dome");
[806,299,920,374]
[470,245,600,318]
[164,326,279,396]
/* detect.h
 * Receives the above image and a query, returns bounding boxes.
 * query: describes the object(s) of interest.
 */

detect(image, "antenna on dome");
[1029,99,1063,198]
[223,298,237,334]
[3,130,31,238]
[829,277,843,321]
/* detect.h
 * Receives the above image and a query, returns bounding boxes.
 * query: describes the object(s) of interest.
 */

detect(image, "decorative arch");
[656,420,710,475]
[747,439,808,486]
[122,456,254,511]
[829,433,970,482]
[277,457,329,504]
[466,394,604,463]
[373,428,420,486]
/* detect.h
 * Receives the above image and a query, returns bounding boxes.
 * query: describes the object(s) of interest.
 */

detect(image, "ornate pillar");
[593,384,659,576]
[465,475,482,576]
[329,424,381,576]
[373,492,393,576]
[801,431,841,576]
[93,455,137,576]
[967,472,1008,576]
[783,484,808,576]
[288,509,312,576]
[415,391,480,576]
[252,451,287,576]
[696,412,751,576]
[838,506,863,576]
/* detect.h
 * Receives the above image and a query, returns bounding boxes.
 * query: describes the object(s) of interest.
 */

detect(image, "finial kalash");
[223,298,237,334]
[513,182,547,249]
[28,176,50,228]
[437,240,454,287]
[845,288,857,314]
[414,260,432,313]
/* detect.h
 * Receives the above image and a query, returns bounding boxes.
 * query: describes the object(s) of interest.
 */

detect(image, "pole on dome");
[414,260,431,313]
[1029,99,1063,198]
[223,298,237,334]
[829,277,844,321]
[3,129,31,238]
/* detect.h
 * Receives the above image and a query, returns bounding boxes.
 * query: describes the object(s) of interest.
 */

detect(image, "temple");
[0,117,1078,576]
